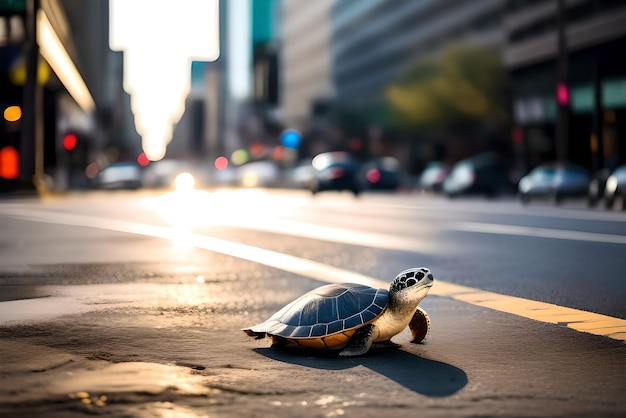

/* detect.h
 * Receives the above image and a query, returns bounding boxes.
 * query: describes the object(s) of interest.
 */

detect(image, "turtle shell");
[245,283,389,350]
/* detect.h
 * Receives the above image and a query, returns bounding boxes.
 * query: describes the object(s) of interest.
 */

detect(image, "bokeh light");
[3,105,21,122]
[231,149,250,166]
[174,172,195,191]
[137,152,150,167]
[0,146,19,179]
[62,133,77,151]
[214,156,229,170]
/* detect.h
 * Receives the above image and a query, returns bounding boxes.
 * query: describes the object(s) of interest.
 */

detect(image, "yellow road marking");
[432,281,626,342]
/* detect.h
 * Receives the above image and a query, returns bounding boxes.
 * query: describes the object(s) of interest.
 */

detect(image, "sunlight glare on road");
[144,189,307,253]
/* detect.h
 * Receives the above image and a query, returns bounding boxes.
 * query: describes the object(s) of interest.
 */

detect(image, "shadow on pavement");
[254,345,467,397]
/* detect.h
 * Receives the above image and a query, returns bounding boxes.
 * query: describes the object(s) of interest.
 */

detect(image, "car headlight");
[175,172,195,191]
[518,177,530,193]
[605,175,618,194]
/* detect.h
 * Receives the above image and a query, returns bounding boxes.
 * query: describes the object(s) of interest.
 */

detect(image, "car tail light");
[366,168,381,184]
[330,167,345,179]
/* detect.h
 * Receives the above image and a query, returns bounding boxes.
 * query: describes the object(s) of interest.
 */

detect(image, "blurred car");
[587,168,612,207]
[418,161,449,192]
[443,152,511,198]
[235,160,282,188]
[518,161,590,204]
[603,164,626,210]
[96,162,142,190]
[309,151,361,196]
[142,159,187,188]
[287,160,317,190]
[359,156,404,191]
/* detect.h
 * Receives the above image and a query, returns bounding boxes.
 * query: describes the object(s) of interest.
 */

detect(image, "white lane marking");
[360,199,626,222]
[221,217,626,246]
[3,207,626,343]
[452,221,626,245]
[211,218,437,253]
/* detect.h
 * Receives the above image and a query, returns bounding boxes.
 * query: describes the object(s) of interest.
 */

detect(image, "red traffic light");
[0,146,20,179]
[63,133,77,151]
[556,83,569,106]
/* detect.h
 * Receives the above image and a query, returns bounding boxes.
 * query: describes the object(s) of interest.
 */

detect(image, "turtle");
[243,267,434,356]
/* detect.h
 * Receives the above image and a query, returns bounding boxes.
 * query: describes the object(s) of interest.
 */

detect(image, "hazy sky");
[109,0,219,160]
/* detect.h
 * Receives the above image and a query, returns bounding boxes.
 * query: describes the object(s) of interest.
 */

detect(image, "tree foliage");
[385,43,508,132]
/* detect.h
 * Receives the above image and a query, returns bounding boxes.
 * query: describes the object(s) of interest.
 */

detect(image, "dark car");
[359,156,404,191]
[603,164,626,210]
[588,168,612,207]
[517,161,590,204]
[443,152,511,198]
[96,162,143,190]
[418,161,449,192]
[310,151,361,196]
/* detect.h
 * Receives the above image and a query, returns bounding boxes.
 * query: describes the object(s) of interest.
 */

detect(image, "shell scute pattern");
[263,283,389,342]
[317,297,338,323]
[292,327,310,338]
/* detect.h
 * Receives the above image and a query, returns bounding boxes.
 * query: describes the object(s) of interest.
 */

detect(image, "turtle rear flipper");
[339,324,376,357]
[243,329,266,340]
[409,306,430,343]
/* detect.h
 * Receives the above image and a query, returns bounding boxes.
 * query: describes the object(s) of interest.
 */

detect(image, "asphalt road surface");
[0,188,625,417]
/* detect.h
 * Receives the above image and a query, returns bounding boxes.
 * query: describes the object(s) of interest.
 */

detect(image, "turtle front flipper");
[339,324,376,357]
[409,306,430,343]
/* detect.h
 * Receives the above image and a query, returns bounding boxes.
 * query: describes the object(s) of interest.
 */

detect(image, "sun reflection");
[143,188,307,252]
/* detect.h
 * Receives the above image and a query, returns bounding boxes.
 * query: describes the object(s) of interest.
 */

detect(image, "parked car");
[418,161,449,192]
[443,152,511,198]
[96,162,143,190]
[142,159,186,188]
[517,161,590,204]
[588,168,612,207]
[359,156,404,191]
[309,151,361,196]
[286,160,318,190]
[603,164,626,210]
[235,160,282,188]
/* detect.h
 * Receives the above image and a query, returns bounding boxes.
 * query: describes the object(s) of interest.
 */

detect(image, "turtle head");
[388,267,434,310]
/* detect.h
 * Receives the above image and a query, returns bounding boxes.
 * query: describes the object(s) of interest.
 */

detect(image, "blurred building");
[0,0,138,192]
[168,0,233,168]
[169,61,216,159]
[332,0,503,112]
[330,0,506,169]
[505,0,626,172]
[170,0,283,172]
[249,0,280,149]
[276,0,507,168]
[280,0,335,155]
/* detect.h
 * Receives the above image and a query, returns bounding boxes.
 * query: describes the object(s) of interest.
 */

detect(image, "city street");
[0,188,625,417]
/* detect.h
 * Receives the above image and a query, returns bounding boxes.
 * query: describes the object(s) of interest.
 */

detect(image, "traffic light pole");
[555,0,569,162]
[20,0,45,192]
